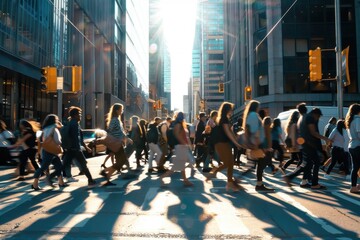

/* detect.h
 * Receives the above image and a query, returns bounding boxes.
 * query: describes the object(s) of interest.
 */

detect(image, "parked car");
[82,129,107,157]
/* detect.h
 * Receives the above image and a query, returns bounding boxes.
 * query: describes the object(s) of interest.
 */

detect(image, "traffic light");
[218,82,224,93]
[40,67,57,91]
[244,86,252,101]
[342,46,350,86]
[309,48,322,81]
[72,65,82,92]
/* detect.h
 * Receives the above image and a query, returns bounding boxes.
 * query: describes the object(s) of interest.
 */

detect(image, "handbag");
[42,129,63,155]
[237,124,260,150]
[246,148,265,160]
[96,134,123,153]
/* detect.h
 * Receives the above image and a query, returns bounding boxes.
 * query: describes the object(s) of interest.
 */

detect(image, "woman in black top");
[11,119,40,181]
[207,102,242,192]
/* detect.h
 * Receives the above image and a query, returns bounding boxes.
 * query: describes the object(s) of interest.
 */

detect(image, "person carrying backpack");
[146,117,162,173]
[157,117,172,172]
[160,111,194,187]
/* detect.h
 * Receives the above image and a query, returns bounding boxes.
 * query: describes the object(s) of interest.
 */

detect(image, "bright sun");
[160,0,198,110]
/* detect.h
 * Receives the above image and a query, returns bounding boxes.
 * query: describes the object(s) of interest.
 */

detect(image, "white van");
[277,106,348,137]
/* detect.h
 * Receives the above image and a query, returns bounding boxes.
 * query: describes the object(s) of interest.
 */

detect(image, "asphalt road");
[0,153,359,240]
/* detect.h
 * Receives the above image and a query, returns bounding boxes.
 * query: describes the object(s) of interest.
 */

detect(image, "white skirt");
[171,144,195,171]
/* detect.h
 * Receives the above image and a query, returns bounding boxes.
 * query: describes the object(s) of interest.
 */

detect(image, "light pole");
[93,91,102,128]
[334,0,343,119]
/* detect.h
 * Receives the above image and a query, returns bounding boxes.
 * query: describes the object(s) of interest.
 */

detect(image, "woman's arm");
[223,123,241,149]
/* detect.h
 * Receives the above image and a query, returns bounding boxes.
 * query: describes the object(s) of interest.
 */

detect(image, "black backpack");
[146,124,159,144]
[166,121,179,148]
[60,124,72,149]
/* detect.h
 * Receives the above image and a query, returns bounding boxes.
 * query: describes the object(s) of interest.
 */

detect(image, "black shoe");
[255,184,275,192]
[300,183,312,188]
[104,181,116,186]
[148,168,154,173]
[78,171,85,175]
[16,177,25,181]
[88,180,97,188]
[31,185,41,191]
[157,167,168,173]
[99,170,107,178]
[59,183,69,188]
[202,168,212,173]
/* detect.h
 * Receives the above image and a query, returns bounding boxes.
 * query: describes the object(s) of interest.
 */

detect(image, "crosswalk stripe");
[331,192,360,206]
[210,195,250,235]
[56,192,111,228]
[276,192,343,235]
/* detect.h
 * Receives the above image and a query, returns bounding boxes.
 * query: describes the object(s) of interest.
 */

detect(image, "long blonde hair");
[106,103,123,129]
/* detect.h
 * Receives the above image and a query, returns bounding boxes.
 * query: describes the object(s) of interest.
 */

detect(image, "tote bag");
[96,134,123,153]
[42,129,63,155]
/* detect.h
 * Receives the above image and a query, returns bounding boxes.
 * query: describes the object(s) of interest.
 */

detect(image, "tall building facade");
[125,0,150,121]
[224,0,360,118]
[149,0,166,119]
[194,0,225,112]
[0,0,154,129]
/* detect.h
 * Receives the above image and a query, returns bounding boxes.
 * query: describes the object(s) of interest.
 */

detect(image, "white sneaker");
[66,177,79,183]
[323,174,333,180]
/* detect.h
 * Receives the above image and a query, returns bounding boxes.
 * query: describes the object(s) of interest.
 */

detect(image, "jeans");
[148,143,162,169]
[349,146,360,187]
[34,150,62,179]
[326,146,346,175]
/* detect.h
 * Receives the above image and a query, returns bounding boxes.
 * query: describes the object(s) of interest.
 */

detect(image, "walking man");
[62,106,97,187]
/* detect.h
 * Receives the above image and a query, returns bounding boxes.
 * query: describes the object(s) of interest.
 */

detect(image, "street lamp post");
[94,91,102,128]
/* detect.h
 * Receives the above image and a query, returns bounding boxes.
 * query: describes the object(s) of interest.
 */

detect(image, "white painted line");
[210,196,250,235]
[74,192,110,213]
[331,192,360,207]
[277,192,343,235]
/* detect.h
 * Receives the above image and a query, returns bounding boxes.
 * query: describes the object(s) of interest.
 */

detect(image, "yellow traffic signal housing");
[244,86,252,101]
[40,67,57,92]
[309,48,322,81]
[218,82,224,93]
[72,66,82,92]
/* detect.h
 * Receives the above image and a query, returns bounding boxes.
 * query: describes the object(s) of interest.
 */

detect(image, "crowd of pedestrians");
[1,100,360,194]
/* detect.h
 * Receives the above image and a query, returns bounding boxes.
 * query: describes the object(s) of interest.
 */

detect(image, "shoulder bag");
[96,134,123,153]
[42,129,63,155]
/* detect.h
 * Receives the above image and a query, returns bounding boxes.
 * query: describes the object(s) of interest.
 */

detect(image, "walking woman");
[32,114,66,190]
[282,111,302,170]
[160,111,194,187]
[344,103,360,193]
[207,102,242,192]
[324,120,349,178]
[253,116,275,191]
[11,119,40,181]
[100,103,133,186]
[271,118,285,167]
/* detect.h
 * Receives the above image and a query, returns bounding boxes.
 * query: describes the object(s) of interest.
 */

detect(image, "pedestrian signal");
[309,48,322,81]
